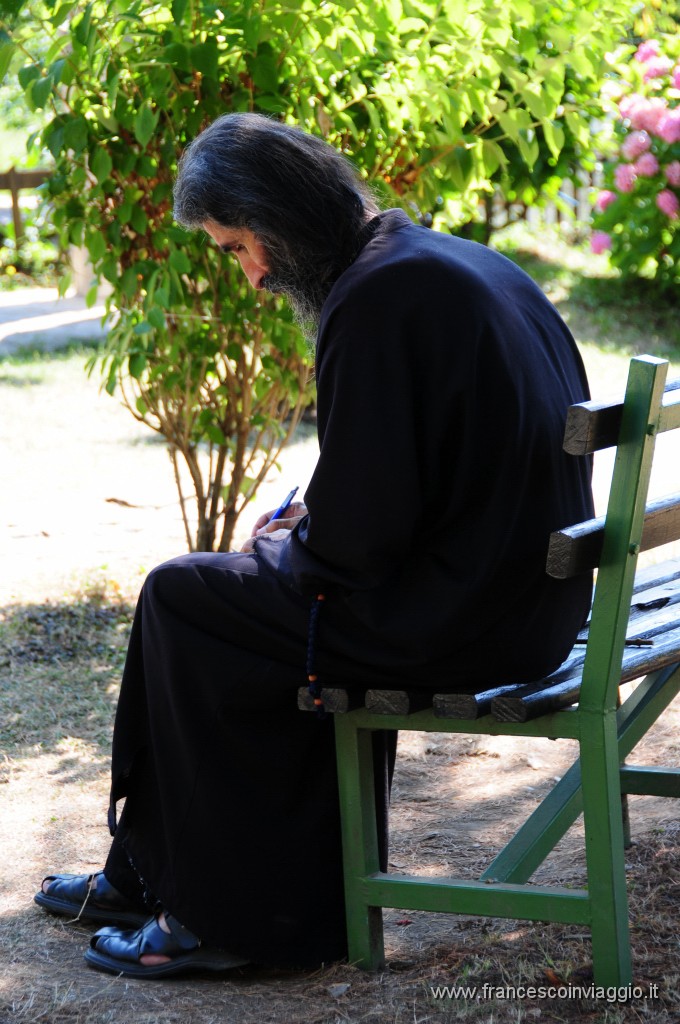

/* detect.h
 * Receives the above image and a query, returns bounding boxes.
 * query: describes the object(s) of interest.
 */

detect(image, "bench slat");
[563,377,680,456]
[433,682,550,720]
[296,687,366,713]
[547,492,680,579]
[492,625,680,722]
[632,557,680,594]
[365,689,433,715]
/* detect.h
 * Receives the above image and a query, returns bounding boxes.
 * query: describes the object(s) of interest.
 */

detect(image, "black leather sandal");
[84,913,249,978]
[34,871,149,928]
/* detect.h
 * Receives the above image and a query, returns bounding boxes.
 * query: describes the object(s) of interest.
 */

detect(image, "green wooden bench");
[298,354,680,986]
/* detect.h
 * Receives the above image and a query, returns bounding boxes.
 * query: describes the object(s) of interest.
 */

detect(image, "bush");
[592,35,680,292]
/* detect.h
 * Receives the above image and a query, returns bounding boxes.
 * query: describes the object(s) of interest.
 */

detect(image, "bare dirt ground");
[1,328,679,1023]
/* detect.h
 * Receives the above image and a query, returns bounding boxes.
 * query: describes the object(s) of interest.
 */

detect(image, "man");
[35,113,594,978]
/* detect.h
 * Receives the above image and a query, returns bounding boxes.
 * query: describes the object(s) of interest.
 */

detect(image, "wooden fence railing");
[0,167,50,244]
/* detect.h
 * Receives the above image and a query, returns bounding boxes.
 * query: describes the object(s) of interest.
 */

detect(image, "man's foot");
[85,912,249,979]
[35,871,148,928]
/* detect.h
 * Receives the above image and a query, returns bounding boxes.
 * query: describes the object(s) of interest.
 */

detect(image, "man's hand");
[241,502,307,553]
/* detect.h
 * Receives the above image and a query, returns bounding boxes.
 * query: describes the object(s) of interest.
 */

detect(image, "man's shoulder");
[325,218,531,333]
[350,212,524,291]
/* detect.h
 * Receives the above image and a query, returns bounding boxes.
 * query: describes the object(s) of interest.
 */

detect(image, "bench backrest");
[547,356,680,712]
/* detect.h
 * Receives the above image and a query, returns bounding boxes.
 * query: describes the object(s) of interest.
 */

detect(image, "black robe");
[105,210,594,967]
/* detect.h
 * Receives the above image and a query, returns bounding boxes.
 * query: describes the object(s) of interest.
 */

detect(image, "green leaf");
[121,267,138,298]
[43,121,65,158]
[521,87,548,121]
[49,2,77,28]
[103,358,118,395]
[87,230,107,261]
[204,424,226,445]
[18,62,41,89]
[171,0,188,24]
[118,199,132,224]
[129,351,147,377]
[134,102,159,148]
[565,109,590,148]
[542,120,565,161]
[517,131,540,170]
[147,306,165,329]
[57,270,72,297]
[447,146,473,191]
[49,58,66,84]
[497,107,533,141]
[91,146,113,182]
[73,2,93,46]
[244,14,260,50]
[248,46,278,93]
[130,205,148,234]
[0,41,14,82]
[28,75,53,110]
[63,115,89,153]
[165,42,190,71]
[191,38,219,80]
[169,249,191,274]
[480,138,507,177]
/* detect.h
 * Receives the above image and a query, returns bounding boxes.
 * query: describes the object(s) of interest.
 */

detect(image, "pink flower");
[664,161,680,187]
[656,189,679,219]
[590,231,612,255]
[621,130,651,160]
[635,40,660,63]
[673,66,680,90]
[656,110,680,145]
[595,190,617,212]
[643,56,673,81]
[614,163,637,193]
[629,97,668,134]
[634,153,660,177]
[619,92,646,119]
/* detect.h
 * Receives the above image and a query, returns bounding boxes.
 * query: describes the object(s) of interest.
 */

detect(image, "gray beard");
[261,271,325,352]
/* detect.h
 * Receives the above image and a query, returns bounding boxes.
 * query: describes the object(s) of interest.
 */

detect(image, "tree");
[1,0,633,549]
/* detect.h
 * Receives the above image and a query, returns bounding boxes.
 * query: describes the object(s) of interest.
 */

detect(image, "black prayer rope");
[306,593,326,719]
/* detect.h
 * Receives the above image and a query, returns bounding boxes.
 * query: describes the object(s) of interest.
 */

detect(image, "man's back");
[265,210,594,687]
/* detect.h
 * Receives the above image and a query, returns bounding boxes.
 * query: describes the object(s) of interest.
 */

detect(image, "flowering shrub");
[592,36,680,291]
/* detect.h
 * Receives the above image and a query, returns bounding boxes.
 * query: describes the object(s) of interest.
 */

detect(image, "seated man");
[36,113,594,978]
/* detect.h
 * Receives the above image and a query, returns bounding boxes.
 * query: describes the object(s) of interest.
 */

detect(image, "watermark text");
[430,982,659,1004]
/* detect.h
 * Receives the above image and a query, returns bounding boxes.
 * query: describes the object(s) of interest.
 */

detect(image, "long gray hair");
[173,113,379,292]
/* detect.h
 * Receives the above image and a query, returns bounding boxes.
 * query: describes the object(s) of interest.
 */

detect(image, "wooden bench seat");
[298,355,680,987]
[298,557,680,722]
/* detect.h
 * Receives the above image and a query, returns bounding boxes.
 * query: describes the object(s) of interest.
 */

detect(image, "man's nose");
[238,255,265,289]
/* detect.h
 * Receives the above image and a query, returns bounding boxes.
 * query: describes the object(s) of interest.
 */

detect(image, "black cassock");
[104,210,594,967]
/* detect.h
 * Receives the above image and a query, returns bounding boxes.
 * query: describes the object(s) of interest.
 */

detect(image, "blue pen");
[269,486,299,522]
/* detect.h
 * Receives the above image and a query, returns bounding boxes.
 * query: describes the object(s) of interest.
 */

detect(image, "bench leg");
[334,716,386,968]
[580,711,632,987]
[617,688,632,850]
